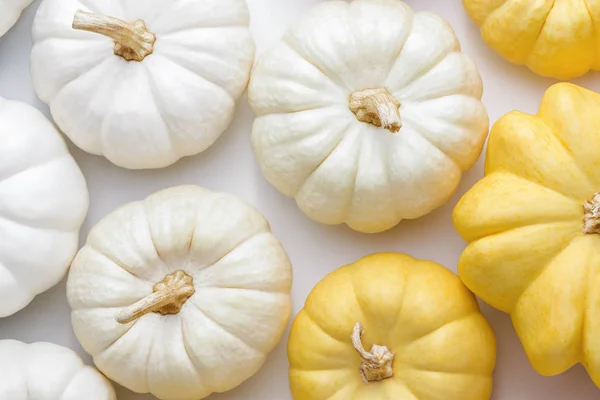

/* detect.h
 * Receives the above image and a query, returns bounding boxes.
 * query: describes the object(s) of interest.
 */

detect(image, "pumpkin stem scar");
[349,88,402,133]
[584,193,600,234]
[116,270,195,324]
[351,322,395,383]
[72,10,156,62]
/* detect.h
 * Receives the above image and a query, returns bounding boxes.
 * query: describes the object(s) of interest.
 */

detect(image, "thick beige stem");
[116,271,195,324]
[349,88,402,133]
[351,322,395,383]
[584,192,600,234]
[72,10,156,62]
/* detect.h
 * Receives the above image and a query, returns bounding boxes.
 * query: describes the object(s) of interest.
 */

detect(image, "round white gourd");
[67,185,293,400]
[0,340,116,400]
[249,0,489,233]
[30,0,255,170]
[0,97,88,318]
[0,0,33,37]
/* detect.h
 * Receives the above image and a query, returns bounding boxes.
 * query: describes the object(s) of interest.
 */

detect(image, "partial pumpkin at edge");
[463,0,600,80]
[453,82,600,386]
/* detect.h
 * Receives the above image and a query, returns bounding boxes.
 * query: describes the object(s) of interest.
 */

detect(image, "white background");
[1,0,599,399]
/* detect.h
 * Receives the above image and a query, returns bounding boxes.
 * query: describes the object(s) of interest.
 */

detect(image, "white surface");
[0,0,599,399]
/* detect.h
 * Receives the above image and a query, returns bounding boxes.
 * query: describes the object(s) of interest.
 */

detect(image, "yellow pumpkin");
[453,83,600,385]
[288,253,496,400]
[463,0,600,79]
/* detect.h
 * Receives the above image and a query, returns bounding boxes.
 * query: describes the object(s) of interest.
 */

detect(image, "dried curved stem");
[72,10,156,62]
[116,271,195,324]
[351,322,395,383]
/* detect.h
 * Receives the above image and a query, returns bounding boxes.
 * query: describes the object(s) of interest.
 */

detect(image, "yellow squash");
[463,0,600,79]
[288,253,496,400]
[454,83,600,385]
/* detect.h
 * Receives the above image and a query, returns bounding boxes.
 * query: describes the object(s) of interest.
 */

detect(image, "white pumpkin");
[0,0,33,37]
[67,185,293,400]
[249,0,489,233]
[30,0,255,170]
[0,97,88,318]
[0,340,116,400]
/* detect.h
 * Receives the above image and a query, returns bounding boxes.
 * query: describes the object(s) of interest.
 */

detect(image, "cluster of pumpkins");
[2,0,600,399]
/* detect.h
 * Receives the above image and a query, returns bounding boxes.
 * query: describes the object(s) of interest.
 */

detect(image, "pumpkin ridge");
[464,0,509,26]
[584,0,599,69]
[399,311,480,351]
[154,53,235,103]
[525,2,555,67]
[579,236,593,366]
[299,310,349,348]
[179,316,207,388]
[0,149,66,185]
[281,41,347,100]
[536,117,596,196]
[458,221,582,312]
[49,52,114,105]
[281,35,349,92]
[378,262,409,345]
[56,365,90,400]
[295,125,363,223]
[84,244,153,285]
[187,297,263,354]
[143,326,157,395]
[138,64,176,157]
[188,231,272,280]
[158,22,251,38]
[93,310,140,354]
[290,369,357,400]
[253,104,338,119]
[264,115,350,198]
[400,115,462,172]
[488,167,584,202]
[388,49,457,97]
[508,235,580,316]
[484,113,592,202]
[348,0,414,87]
[396,363,492,378]
[454,171,583,243]
[582,242,600,378]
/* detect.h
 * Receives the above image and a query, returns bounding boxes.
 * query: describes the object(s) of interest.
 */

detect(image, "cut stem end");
[116,270,195,324]
[349,88,402,133]
[584,192,600,234]
[351,322,395,384]
[72,9,156,62]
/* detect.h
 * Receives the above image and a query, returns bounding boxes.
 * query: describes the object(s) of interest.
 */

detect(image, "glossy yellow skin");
[463,0,600,79]
[288,253,496,400]
[454,83,600,385]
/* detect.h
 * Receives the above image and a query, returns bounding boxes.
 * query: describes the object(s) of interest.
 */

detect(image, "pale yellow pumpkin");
[463,0,600,79]
[288,253,496,400]
[454,83,600,385]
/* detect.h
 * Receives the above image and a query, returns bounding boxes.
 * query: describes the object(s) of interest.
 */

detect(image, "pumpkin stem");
[116,270,195,324]
[72,10,156,62]
[351,322,395,383]
[584,193,600,234]
[349,88,402,133]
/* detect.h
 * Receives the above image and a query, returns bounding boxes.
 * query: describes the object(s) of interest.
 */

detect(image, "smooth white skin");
[249,0,489,233]
[0,340,116,400]
[0,0,33,37]
[67,185,293,400]
[30,0,255,170]
[0,97,89,318]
